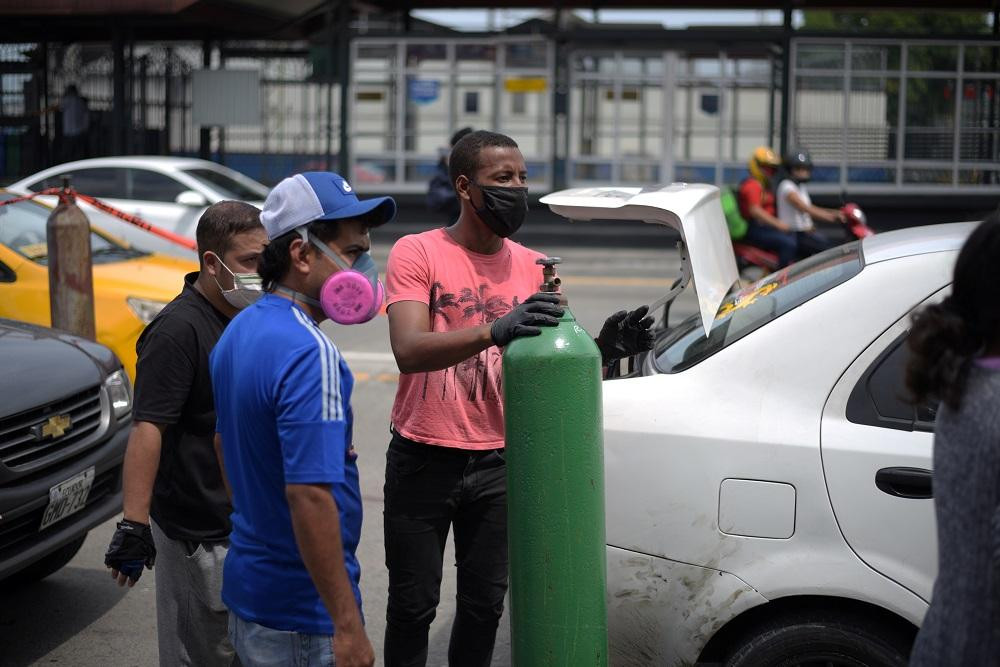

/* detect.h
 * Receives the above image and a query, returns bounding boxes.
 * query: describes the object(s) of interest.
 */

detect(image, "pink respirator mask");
[295,228,384,325]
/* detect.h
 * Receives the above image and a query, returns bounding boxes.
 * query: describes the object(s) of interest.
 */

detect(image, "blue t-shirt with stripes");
[210,293,361,635]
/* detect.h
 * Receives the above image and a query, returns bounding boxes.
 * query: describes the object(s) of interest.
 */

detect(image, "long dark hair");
[906,210,1000,410]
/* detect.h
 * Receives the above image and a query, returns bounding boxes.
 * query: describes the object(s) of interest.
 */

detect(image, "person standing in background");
[906,211,1000,665]
[59,84,90,162]
[427,127,474,223]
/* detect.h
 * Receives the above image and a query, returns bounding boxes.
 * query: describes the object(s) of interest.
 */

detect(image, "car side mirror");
[175,190,208,207]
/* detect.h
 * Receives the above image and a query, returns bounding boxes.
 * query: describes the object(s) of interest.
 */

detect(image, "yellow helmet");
[749,146,781,184]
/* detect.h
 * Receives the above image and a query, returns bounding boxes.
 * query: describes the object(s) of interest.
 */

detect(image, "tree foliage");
[800,11,996,162]
[802,11,991,35]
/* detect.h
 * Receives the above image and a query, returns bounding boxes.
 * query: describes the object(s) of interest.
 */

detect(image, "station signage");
[504,77,548,94]
[407,78,440,104]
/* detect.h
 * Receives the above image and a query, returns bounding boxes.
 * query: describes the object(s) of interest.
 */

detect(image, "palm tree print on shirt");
[422,282,458,399]
[458,284,512,401]
[418,282,514,401]
[430,282,457,324]
[459,284,510,324]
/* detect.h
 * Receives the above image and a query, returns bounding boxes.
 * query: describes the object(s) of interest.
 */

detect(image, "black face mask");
[472,182,528,238]
[791,168,812,184]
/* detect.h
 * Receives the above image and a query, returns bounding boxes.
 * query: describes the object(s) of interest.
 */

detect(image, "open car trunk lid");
[540,184,739,335]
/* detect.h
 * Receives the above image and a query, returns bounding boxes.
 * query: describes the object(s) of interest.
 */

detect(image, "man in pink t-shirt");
[383,130,653,666]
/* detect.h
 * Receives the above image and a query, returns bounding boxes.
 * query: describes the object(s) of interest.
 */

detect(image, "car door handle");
[875,467,933,499]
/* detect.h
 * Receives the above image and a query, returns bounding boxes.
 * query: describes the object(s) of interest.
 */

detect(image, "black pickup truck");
[0,317,131,583]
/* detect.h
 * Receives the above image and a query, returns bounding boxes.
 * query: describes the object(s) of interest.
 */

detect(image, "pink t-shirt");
[386,228,545,449]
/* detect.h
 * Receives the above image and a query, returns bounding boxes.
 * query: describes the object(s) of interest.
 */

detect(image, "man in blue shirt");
[211,172,395,667]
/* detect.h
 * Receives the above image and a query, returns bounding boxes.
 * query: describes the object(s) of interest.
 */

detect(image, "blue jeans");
[743,221,798,268]
[795,230,834,260]
[229,613,334,667]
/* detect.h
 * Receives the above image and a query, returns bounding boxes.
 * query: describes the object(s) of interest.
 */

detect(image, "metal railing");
[791,38,1000,194]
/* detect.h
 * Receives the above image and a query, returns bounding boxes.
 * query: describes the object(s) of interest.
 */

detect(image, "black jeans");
[383,433,508,667]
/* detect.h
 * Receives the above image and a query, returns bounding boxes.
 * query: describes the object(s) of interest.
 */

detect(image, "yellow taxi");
[0,192,197,380]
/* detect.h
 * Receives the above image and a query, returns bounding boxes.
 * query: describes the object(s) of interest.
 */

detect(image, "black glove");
[491,292,564,347]
[105,518,156,583]
[595,305,656,365]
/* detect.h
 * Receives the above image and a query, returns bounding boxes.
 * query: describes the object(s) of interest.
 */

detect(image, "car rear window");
[653,242,864,373]
[181,168,269,200]
[31,168,124,199]
[127,168,188,202]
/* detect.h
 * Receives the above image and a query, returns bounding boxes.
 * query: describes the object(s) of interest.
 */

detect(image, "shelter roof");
[3,0,996,42]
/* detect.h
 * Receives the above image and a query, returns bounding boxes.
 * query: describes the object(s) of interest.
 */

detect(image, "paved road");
[0,239,699,667]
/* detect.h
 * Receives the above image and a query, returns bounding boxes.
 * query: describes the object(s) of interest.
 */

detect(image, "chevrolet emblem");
[32,414,72,441]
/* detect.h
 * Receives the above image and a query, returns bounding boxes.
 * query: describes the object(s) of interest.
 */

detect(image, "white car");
[7,157,269,260]
[541,185,963,667]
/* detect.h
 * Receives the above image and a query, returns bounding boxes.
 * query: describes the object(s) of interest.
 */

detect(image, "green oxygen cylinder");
[503,256,608,666]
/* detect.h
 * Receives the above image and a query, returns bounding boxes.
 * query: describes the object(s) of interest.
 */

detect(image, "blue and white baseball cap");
[260,172,397,240]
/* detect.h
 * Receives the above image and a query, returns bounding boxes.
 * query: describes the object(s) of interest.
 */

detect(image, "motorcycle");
[731,202,873,281]
[841,202,873,239]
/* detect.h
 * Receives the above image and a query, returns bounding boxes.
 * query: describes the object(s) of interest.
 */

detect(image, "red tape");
[0,187,198,252]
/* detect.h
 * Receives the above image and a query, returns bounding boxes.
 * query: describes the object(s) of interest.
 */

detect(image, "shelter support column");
[338,0,351,178]
[779,3,792,155]
[199,41,212,160]
[552,22,569,191]
[112,28,126,156]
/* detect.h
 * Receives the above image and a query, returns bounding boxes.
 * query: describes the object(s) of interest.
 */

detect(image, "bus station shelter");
[2,0,999,209]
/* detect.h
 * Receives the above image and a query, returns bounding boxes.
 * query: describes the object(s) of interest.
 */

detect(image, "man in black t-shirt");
[104,201,266,667]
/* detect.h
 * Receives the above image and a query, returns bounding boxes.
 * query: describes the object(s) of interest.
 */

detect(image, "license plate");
[39,467,95,531]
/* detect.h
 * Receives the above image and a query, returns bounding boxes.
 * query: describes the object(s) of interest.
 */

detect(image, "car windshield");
[653,242,864,373]
[0,195,146,265]
[181,168,269,200]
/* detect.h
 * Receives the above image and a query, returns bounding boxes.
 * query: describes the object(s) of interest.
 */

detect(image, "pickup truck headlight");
[105,369,132,419]
[127,297,168,325]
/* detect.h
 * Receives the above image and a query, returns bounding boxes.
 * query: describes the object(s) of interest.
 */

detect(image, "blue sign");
[408,79,440,105]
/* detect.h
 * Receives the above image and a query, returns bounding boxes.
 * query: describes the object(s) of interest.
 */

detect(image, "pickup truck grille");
[0,465,119,554]
[0,386,104,471]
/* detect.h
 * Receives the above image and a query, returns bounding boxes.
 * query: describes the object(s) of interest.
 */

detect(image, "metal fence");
[567,49,779,188]
[1,35,998,196]
[790,38,1000,194]
[350,36,555,193]
[0,43,48,179]
[0,41,339,186]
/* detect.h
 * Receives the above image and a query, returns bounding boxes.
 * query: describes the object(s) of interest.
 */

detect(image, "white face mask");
[210,254,263,309]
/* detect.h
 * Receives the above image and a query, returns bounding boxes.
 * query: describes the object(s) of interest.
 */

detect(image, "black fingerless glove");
[490,292,564,347]
[105,518,156,583]
[594,305,656,365]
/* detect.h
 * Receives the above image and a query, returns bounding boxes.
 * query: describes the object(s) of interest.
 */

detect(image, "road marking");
[343,351,400,384]
[351,370,399,384]
[342,351,397,363]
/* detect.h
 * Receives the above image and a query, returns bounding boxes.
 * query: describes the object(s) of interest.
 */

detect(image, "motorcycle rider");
[775,149,846,260]
[737,146,797,268]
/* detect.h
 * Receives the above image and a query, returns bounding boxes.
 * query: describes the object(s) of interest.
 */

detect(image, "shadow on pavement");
[0,566,130,666]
